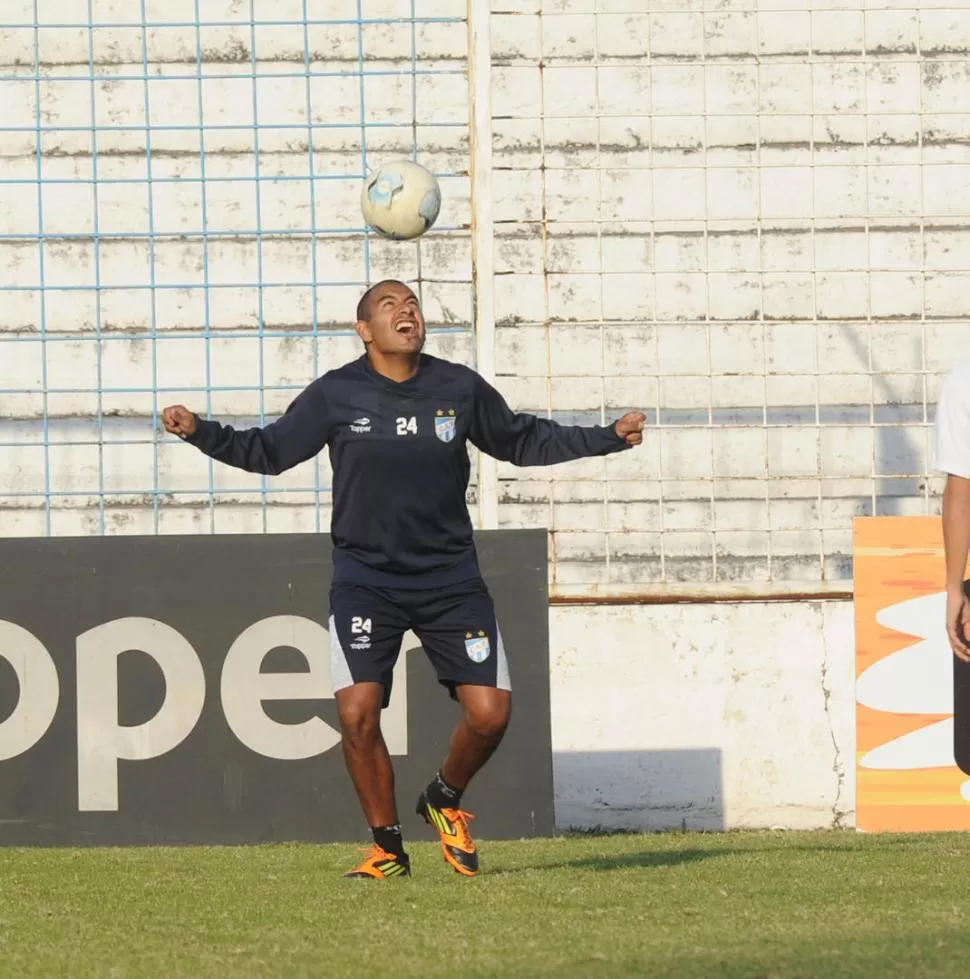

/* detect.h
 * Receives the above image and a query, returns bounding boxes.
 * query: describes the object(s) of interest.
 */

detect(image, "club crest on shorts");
[465,630,490,663]
[435,408,457,443]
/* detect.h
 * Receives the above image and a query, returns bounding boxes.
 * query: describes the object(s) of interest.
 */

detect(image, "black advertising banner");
[0,531,553,846]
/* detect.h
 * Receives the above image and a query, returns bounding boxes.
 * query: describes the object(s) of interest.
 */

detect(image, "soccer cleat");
[416,792,479,877]
[342,845,411,879]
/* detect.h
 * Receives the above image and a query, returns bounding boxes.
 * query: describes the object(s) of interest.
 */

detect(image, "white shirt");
[934,360,970,478]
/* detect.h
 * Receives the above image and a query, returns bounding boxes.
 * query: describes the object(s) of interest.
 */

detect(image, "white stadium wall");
[2,0,968,830]
[491,1,960,831]
[551,601,856,831]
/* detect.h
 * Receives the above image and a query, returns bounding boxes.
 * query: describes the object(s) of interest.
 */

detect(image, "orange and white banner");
[855,516,970,832]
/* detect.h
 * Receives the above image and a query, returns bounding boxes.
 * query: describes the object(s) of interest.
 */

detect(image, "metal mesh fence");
[0,0,473,537]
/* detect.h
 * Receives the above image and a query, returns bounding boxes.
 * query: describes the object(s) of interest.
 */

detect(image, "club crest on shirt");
[435,408,457,443]
[465,630,490,663]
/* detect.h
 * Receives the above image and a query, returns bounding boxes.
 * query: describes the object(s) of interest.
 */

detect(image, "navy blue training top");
[187,354,630,587]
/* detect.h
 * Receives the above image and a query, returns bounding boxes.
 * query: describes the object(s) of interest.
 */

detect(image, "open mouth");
[394,320,419,335]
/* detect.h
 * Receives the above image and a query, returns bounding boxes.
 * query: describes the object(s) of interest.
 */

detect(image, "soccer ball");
[361,159,441,241]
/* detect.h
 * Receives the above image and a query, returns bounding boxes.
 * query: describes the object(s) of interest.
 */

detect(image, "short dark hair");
[356,279,411,322]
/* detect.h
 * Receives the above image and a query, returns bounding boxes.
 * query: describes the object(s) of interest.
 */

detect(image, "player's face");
[358,284,426,355]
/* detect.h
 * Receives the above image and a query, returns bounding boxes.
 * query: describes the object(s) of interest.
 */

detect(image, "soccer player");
[935,360,970,660]
[163,280,644,879]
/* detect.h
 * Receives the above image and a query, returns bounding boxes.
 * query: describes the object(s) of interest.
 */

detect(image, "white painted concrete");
[0,4,961,588]
[549,600,856,831]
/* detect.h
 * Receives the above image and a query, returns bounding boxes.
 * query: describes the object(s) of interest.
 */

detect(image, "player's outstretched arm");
[162,380,331,476]
[468,374,644,466]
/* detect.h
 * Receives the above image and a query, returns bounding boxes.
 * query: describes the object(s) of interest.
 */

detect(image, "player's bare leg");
[336,682,410,879]
[417,685,512,877]
[443,685,512,787]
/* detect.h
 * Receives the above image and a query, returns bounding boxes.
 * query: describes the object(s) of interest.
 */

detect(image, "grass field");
[2,830,969,978]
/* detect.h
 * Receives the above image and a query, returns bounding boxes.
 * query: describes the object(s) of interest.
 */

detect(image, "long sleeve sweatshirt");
[187,354,630,586]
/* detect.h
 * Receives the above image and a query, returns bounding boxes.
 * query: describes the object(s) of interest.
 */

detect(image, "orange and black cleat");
[416,792,479,876]
[342,845,411,879]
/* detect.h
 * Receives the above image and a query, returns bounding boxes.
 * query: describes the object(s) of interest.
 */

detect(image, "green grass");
[1,831,969,978]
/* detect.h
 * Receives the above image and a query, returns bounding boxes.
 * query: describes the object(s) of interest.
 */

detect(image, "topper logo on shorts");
[434,408,456,443]
[349,615,372,650]
[464,630,490,663]
[349,417,371,433]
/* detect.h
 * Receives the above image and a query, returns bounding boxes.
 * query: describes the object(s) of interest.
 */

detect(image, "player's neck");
[367,350,421,384]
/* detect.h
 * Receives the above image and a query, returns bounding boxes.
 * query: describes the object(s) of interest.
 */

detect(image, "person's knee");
[464,692,511,741]
[336,686,382,743]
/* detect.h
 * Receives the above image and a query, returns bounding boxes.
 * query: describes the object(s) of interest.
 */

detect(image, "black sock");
[372,824,406,859]
[425,770,463,810]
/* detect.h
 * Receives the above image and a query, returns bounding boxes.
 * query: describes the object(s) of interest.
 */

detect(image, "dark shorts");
[328,577,511,709]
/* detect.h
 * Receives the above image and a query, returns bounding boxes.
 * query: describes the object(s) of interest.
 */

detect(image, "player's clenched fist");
[615,411,646,447]
[162,405,198,439]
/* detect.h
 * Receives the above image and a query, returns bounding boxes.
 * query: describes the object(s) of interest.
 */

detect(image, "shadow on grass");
[493,847,721,874]
[492,832,956,875]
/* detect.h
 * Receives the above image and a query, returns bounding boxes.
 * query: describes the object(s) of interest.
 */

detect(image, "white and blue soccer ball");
[361,159,441,241]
